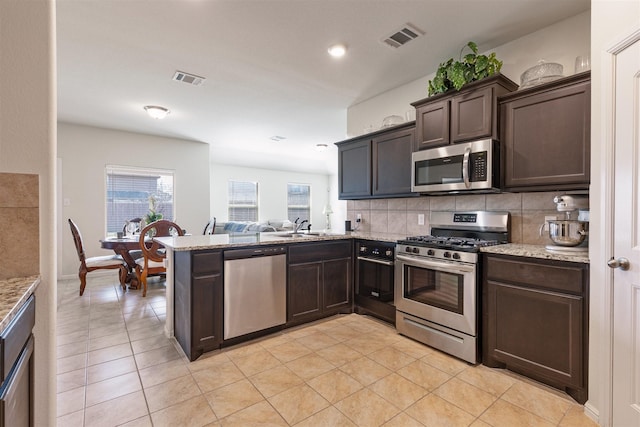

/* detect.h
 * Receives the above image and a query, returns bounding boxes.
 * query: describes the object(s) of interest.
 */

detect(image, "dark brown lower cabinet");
[288,240,352,325]
[175,250,223,361]
[0,295,35,427]
[482,254,588,403]
[288,263,322,322]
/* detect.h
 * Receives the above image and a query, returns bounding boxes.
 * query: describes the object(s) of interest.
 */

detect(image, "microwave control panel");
[469,151,488,182]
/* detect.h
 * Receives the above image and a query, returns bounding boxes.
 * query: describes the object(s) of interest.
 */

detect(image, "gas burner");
[401,235,500,251]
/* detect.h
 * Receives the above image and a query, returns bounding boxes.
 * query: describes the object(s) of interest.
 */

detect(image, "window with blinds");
[287,183,311,222]
[106,166,174,234]
[228,180,258,221]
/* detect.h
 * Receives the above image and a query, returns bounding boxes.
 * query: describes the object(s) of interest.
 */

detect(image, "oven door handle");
[396,254,475,275]
[462,147,471,188]
[357,256,395,266]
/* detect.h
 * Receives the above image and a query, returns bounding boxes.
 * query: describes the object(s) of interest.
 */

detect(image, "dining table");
[100,236,143,289]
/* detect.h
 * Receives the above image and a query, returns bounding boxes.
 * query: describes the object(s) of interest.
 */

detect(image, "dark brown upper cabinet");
[500,72,591,192]
[336,122,416,200]
[371,125,415,196]
[412,74,518,150]
[337,138,371,199]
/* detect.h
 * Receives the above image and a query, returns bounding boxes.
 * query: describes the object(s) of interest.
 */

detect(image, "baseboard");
[583,401,599,425]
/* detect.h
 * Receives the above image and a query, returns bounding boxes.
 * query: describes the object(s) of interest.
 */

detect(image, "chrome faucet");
[292,218,309,233]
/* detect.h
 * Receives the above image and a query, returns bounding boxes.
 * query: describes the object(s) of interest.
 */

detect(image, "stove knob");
[360,246,367,253]
[385,249,393,257]
[405,247,412,253]
[443,251,451,258]
[412,247,420,254]
[427,249,435,256]
[452,252,461,260]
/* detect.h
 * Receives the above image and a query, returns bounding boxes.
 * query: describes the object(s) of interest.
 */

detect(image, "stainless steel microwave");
[411,139,500,194]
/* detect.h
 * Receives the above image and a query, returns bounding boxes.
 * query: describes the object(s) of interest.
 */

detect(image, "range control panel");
[357,241,395,261]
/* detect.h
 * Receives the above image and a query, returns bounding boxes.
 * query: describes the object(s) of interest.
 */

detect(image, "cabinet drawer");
[192,251,222,275]
[1,295,35,383]
[289,241,352,264]
[485,256,584,295]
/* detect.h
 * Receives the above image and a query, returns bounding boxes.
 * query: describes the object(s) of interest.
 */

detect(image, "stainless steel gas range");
[395,211,510,363]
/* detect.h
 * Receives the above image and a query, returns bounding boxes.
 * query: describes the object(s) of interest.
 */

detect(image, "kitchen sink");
[274,232,326,238]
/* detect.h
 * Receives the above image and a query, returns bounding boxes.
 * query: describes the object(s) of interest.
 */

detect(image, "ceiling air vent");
[172,70,205,86]
[381,23,424,49]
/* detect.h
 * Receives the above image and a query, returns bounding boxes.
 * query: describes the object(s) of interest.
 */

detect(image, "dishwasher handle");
[224,246,286,260]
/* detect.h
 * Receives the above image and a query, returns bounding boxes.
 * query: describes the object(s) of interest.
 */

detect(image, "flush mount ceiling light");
[144,105,170,119]
[270,135,286,142]
[315,143,329,152]
[327,44,347,58]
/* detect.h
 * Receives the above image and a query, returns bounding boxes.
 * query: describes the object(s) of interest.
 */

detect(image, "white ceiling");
[56,0,589,175]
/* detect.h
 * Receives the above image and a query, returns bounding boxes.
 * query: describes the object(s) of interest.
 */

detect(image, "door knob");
[607,257,630,271]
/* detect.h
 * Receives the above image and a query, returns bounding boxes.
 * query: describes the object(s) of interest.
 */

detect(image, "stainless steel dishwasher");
[223,246,287,340]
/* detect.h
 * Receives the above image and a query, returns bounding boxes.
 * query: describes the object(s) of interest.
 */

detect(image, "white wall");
[210,163,332,230]
[347,11,590,138]
[58,123,210,277]
[0,0,56,424]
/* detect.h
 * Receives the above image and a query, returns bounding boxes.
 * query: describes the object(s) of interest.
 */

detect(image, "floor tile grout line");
[58,277,589,427]
[87,280,149,425]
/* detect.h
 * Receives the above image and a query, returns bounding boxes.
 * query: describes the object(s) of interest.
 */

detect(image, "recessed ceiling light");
[144,105,170,119]
[315,143,329,152]
[328,44,347,58]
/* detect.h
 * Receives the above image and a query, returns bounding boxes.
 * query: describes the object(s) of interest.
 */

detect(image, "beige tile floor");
[56,274,597,427]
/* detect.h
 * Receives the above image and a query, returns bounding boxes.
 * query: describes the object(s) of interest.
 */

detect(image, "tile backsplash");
[346,191,589,245]
[0,173,39,280]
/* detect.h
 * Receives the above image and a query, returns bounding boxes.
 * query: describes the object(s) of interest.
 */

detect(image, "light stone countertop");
[155,231,406,251]
[155,234,591,264]
[480,243,590,264]
[0,276,40,333]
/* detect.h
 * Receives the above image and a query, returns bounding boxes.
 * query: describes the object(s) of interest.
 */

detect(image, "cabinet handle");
[607,257,630,271]
[357,256,394,266]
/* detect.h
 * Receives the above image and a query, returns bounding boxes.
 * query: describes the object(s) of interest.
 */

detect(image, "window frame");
[228,180,259,222]
[287,183,311,223]
[105,165,175,236]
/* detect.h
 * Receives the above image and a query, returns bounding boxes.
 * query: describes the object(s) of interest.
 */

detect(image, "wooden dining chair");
[135,219,184,296]
[68,218,127,296]
[203,217,216,235]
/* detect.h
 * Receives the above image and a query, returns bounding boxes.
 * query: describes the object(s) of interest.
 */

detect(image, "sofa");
[213,220,293,234]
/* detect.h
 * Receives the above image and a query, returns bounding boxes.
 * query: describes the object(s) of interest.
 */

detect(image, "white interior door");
[611,33,640,427]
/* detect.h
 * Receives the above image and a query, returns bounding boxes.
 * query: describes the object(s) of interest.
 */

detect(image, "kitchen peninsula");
[156,232,370,360]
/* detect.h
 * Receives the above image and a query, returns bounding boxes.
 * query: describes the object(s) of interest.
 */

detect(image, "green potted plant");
[428,41,503,96]
[145,194,163,224]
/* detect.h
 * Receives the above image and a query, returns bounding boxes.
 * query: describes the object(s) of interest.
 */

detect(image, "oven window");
[403,265,463,314]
